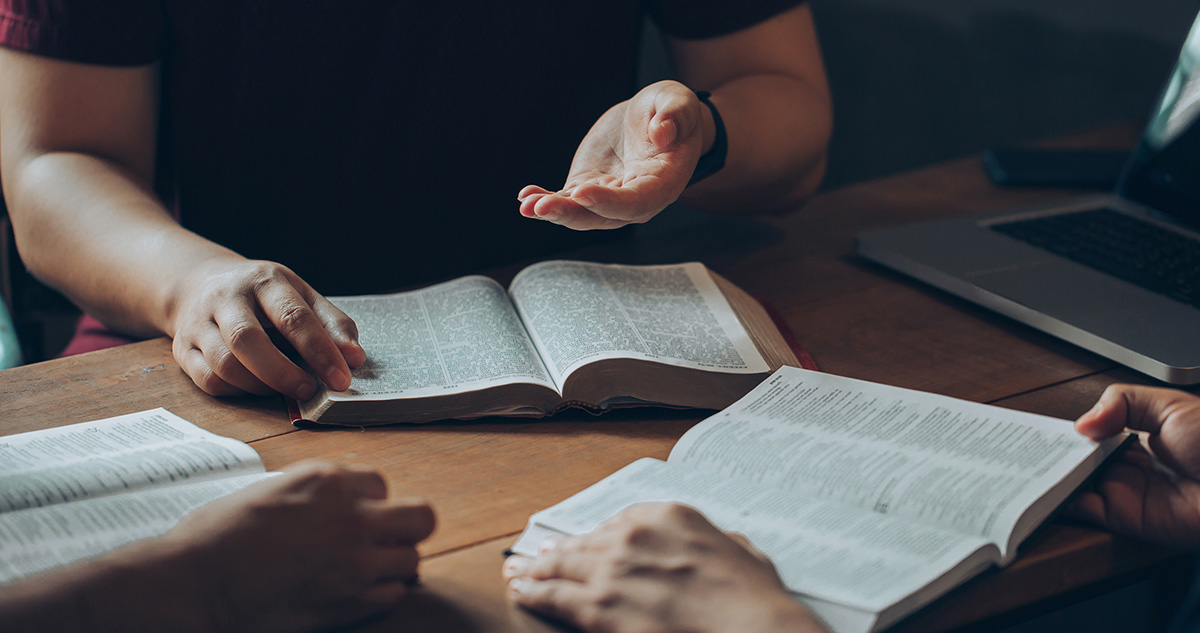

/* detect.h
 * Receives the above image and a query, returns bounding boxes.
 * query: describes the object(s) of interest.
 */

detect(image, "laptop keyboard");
[991,208,1200,309]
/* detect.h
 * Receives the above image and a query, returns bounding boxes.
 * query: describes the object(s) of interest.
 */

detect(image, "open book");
[0,409,273,583]
[298,261,800,424]
[512,367,1128,633]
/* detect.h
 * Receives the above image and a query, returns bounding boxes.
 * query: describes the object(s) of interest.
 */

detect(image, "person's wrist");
[90,536,222,633]
[688,90,727,186]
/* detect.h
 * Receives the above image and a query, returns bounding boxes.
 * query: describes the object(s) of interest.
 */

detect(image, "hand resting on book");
[1072,384,1200,550]
[503,503,828,633]
[0,461,435,633]
[169,256,367,401]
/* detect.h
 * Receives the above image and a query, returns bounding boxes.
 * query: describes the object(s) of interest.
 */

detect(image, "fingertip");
[502,555,531,581]
[518,185,552,200]
[507,577,531,602]
[537,535,561,555]
[408,500,437,539]
[651,116,678,149]
[322,364,353,393]
[519,195,541,218]
[342,340,367,369]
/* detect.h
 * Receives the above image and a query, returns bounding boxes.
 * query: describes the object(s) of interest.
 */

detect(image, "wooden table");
[1,126,1188,632]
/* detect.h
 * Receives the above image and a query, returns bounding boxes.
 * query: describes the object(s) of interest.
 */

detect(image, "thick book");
[298,261,801,425]
[0,409,273,583]
[511,367,1128,633]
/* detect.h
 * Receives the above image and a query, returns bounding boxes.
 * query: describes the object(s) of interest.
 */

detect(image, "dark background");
[6,0,1200,362]
[643,0,1200,189]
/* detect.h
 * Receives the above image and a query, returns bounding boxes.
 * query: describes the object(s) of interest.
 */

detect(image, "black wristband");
[688,90,727,186]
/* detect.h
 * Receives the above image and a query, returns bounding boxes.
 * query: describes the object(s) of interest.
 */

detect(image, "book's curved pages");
[0,409,275,583]
[297,261,803,425]
[511,367,1130,633]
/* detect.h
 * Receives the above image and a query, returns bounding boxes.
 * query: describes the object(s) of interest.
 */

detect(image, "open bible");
[512,367,1128,633]
[0,409,273,583]
[298,261,800,424]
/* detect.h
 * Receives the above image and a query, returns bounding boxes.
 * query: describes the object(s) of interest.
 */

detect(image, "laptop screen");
[1120,12,1200,231]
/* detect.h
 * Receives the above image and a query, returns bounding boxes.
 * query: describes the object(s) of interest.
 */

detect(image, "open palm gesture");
[518,80,709,230]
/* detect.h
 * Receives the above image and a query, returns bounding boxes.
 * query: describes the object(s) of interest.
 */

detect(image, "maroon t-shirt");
[0,1,800,297]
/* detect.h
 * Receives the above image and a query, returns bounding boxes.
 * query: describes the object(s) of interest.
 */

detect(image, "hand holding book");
[1071,383,1200,549]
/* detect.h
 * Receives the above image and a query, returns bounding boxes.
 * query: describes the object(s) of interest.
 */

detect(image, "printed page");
[508,261,768,382]
[0,409,264,513]
[668,367,1122,549]
[0,473,274,583]
[515,459,990,614]
[330,276,557,399]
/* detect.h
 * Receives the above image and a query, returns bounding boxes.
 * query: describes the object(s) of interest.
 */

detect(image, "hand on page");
[169,256,366,400]
[517,80,708,230]
[1072,384,1200,549]
[165,461,435,632]
[503,503,825,633]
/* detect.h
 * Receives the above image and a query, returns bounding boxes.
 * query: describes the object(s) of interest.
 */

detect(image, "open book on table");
[0,409,273,583]
[511,367,1129,633]
[298,260,801,425]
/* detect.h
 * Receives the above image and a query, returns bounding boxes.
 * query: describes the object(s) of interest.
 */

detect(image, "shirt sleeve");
[0,0,163,66]
[648,0,806,40]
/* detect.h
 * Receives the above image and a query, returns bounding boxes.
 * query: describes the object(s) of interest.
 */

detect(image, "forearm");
[681,74,831,213]
[6,150,240,338]
[0,539,212,633]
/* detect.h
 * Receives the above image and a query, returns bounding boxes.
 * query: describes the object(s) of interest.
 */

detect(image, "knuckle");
[211,347,242,378]
[277,302,314,334]
[618,523,656,548]
[662,502,701,523]
[246,260,286,283]
[334,314,359,337]
[196,368,228,395]
[225,321,260,350]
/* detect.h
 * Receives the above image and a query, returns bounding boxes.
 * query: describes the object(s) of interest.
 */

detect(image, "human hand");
[502,503,826,633]
[168,256,366,400]
[518,80,710,230]
[1072,384,1200,549]
[164,461,436,633]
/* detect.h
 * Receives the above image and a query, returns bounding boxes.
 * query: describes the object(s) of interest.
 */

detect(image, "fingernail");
[502,556,529,579]
[295,381,317,401]
[538,535,560,554]
[1079,401,1103,421]
[508,578,530,596]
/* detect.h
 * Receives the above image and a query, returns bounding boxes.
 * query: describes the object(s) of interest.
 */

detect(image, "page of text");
[331,276,556,399]
[669,368,1117,546]
[0,409,264,513]
[0,473,273,583]
[522,459,989,613]
[509,261,768,381]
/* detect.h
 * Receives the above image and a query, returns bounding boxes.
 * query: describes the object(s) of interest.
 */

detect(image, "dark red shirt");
[1,0,802,296]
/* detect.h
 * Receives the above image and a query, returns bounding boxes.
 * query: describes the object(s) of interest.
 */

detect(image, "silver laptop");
[857,13,1200,385]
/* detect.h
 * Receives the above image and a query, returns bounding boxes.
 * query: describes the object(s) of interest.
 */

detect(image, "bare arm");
[672,4,832,213]
[0,49,363,399]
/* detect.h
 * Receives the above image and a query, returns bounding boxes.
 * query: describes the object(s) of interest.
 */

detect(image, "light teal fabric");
[0,301,22,369]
